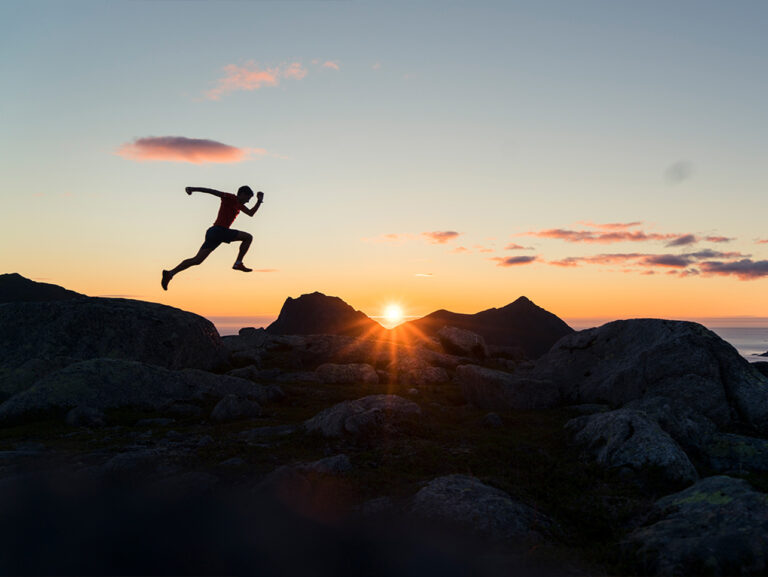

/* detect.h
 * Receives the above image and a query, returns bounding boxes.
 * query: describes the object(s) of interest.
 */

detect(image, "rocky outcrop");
[701,433,768,473]
[411,475,557,543]
[0,358,271,423]
[304,395,421,438]
[455,365,559,410]
[0,273,84,302]
[398,296,574,359]
[565,409,698,487]
[0,296,227,397]
[266,292,384,338]
[538,319,768,433]
[626,476,768,576]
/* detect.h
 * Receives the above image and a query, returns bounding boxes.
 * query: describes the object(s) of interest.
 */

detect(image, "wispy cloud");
[576,221,643,230]
[505,243,533,250]
[321,60,340,70]
[699,259,768,280]
[493,256,538,267]
[548,250,754,278]
[523,227,687,244]
[363,233,416,244]
[423,231,461,244]
[756,239,768,245]
[117,136,248,164]
[451,246,470,254]
[414,273,433,277]
[206,61,308,100]
[705,236,734,243]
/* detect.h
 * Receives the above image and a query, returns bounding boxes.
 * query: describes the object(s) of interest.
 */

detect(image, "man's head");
[237,185,254,203]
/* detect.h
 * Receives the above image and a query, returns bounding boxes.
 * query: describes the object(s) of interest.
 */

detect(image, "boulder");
[411,475,557,543]
[0,297,227,396]
[701,433,768,473]
[537,319,768,433]
[0,273,84,302]
[455,365,560,410]
[625,476,768,576]
[315,363,379,385]
[304,395,421,438]
[566,409,698,487]
[0,358,271,424]
[752,361,768,378]
[209,394,262,423]
[437,326,488,359]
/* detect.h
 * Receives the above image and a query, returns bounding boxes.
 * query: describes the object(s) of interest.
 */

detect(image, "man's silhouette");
[162,186,264,290]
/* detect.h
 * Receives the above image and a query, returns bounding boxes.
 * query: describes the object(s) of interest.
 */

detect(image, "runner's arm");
[185,187,225,197]
[241,192,264,216]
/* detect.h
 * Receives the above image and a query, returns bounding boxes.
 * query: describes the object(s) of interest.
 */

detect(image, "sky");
[2,0,767,329]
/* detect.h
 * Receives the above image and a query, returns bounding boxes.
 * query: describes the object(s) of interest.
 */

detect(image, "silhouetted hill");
[397,296,574,358]
[266,292,385,338]
[0,273,84,303]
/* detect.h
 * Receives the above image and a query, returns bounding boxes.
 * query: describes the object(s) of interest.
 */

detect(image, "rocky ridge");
[1,275,767,576]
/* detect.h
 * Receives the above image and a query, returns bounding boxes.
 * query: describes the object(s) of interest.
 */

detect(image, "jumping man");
[161,185,264,290]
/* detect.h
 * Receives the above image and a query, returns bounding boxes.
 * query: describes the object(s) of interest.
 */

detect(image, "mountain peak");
[266,292,383,338]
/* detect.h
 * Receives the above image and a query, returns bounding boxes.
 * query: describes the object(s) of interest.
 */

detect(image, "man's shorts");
[201,226,239,250]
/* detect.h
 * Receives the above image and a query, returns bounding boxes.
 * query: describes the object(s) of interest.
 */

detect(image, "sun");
[383,303,404,327]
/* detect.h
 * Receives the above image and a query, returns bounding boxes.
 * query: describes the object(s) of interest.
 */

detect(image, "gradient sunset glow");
[2,1,767,329]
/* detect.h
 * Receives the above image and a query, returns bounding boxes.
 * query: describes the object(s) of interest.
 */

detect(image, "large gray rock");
[566,409,698,487]
[0,297,226,397]
[455,365,560,410]
[625,476,768,576]
[0,358,270,423]
[315,363,379,385]
[304,395,421,438]
[411,475,556,543]
[538,319,768,433]
[437,326,488,359]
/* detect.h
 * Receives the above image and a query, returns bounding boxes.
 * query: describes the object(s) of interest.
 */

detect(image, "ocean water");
[709,327,768,363]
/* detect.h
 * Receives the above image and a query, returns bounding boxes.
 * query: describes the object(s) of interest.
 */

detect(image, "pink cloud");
[505,242,533,250]
[321,61,340,70]
[451,246,470,254]
[493,256,538,267]
[423,231,461,244]
[117,136,247,164]
[756,239,768,244]
[705,236,734,243]
[522,227,696,245]
[576,221,643,230]
[206,61,307,100]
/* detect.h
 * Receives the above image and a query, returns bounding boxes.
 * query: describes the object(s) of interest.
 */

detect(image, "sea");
[208,316,768,364]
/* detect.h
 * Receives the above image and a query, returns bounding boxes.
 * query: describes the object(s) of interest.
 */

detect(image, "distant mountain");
[396,296,574,358]
[266,292,385,338]
[0,273,84,303]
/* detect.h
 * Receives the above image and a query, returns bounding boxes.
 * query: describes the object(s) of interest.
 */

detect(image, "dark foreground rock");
[411,474,557,544]
[0,358,271,423]
[625,476,768,576]
[455,364,559,410]
[0,297,227,397]
[566,408,698,488]
[304,395,422,438]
